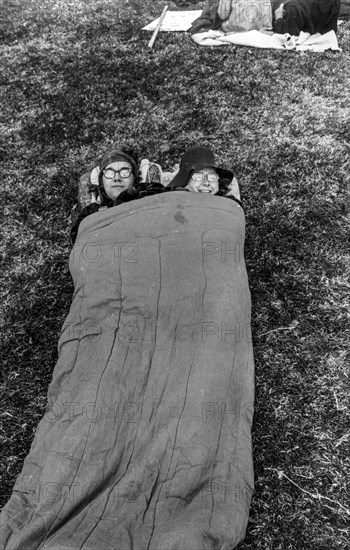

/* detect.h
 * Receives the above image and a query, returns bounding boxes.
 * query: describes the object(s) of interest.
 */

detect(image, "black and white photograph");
[1,1,349,549]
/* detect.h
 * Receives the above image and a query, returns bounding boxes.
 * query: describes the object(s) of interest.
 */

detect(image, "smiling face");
[102,161,135,200]
[185,167,219,194]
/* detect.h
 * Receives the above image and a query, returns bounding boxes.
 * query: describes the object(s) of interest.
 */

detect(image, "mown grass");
[1,1,350,548]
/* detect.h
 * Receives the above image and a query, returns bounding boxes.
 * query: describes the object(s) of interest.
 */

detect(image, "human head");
[185,167,219,194]
[170,146,234,192]
[98,146,139,203]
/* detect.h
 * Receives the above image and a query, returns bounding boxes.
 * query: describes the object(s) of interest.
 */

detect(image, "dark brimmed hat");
[170,146,234,188]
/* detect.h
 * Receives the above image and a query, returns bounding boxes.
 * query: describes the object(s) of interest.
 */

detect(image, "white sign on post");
[142,10,202,32]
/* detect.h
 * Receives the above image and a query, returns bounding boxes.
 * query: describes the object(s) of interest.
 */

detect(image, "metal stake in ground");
[148,5,169,49]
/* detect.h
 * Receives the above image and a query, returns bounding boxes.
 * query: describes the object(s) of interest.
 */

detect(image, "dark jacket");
[272,0,340,35]
[170,187,243,208]
[70,190,138,245]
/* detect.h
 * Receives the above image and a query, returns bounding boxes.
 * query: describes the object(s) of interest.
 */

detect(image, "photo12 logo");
[202,321,252,343]
[202,241,241,263]
[71,241,139,264]
[202,401,254,424]
[43,400,141,425]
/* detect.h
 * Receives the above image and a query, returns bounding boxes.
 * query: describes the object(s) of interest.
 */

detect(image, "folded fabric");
[191,28,340,50]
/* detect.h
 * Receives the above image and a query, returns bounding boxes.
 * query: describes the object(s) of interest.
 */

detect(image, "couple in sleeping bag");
[1,145,254,550]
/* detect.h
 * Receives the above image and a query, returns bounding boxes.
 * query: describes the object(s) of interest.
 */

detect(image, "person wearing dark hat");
[70,145,139,244]
[169,146,242,206]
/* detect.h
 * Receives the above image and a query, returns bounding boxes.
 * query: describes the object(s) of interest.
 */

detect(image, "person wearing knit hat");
[70,145,139,244]
[169,146,242,205]
[97,147,139,205]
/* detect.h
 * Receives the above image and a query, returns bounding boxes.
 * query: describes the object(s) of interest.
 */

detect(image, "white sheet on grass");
[191,29,340,51]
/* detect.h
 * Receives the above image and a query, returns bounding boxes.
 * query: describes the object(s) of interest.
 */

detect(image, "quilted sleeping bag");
[0,192,255,550]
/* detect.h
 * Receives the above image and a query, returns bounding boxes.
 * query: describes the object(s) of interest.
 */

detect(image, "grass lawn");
[1,0,349,548]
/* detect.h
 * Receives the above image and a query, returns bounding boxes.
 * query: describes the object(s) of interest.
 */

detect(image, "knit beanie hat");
[97,146,139,205]
[98,147,139,184]
[170,146,233,189]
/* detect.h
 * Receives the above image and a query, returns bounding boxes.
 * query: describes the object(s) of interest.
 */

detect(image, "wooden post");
[148,5,169,49]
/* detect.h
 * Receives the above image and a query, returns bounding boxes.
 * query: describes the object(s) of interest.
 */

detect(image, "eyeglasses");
[191,172,219,183]
[103,167,132,179]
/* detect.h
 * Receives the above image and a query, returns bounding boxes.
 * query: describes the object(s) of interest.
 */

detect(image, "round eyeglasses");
[191,172,219,183]
[103,167,132,179]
